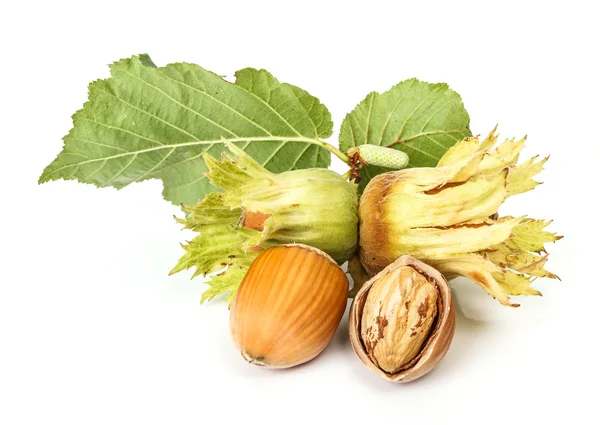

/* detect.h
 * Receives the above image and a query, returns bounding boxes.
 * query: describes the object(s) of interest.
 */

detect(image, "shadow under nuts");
[349,255,455,382]
[230,244,349,368]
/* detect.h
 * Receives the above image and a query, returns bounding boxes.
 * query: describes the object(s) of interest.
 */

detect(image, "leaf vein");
[263,141,286,167]
[100,153,139,187]
[364,94,374,146]
[94,86,200,140]
[162,72,273,137]
[66,136,129,153]
[44,136,321,179]
[400,143,438,160]
[392,85,445,144]
[240,86,302,137]
[377,79,417,146]
[84,159,108,181]
[289,142,313,169]
[135,148,177,182]
[388,129,466,148]
[419,98,453,132]
[77,117,164,147]
[120,69,239,138]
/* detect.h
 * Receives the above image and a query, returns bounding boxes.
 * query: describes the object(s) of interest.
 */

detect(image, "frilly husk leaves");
[171,143,358,304]
[358,127,562,307]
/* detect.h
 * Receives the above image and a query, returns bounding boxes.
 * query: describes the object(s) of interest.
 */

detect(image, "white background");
[1,1,598,424]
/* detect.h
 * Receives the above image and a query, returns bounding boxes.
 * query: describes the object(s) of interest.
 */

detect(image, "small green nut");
[206,143,359,264]
[347,145,409,169]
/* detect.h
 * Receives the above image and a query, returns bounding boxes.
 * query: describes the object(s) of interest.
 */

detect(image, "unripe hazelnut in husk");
[356,130,562,307]
[230,244,349,368]
[172,143,360,305]
[349,255,455,382]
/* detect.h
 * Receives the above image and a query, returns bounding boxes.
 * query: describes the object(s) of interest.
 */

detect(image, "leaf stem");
[312,139,350,164]
[341,169,353,180]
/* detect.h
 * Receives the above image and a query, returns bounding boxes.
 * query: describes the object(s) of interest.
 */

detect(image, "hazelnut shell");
[230,244,349,368]
[349,255,455,382]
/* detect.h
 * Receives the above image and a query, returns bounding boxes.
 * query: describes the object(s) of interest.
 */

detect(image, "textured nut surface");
[361,266,438,373]
[349,255,455,383]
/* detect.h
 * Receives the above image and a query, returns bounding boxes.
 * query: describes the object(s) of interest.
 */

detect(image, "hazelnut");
[349,255,455,382]
[230,244,349,368]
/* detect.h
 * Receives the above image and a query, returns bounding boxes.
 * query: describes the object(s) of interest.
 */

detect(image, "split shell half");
[349,255,455,382]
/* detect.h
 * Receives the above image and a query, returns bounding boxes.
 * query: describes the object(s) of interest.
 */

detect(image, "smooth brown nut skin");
[349,255,455,382]
[230,244,349,368]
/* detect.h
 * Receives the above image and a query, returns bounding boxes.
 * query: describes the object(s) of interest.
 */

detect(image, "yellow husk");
[361,127,561,307]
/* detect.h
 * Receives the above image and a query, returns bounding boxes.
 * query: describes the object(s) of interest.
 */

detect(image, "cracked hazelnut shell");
[349,255,455,382]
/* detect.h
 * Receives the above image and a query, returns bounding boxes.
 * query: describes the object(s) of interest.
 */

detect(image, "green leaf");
[339,78,471,190]
[39,55,333,206]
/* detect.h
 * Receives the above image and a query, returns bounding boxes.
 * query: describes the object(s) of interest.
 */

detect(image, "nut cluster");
[223,131,560,382]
